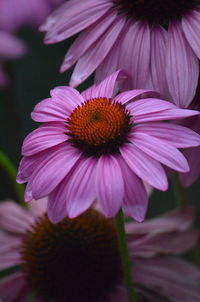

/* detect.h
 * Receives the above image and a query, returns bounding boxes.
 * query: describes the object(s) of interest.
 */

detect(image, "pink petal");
[32,86,83,122]
[27,143,81,200]
[115,90,160,105]
[66,157,97,218]
[60,10,117,72]
[134,122,200,148]
[119,158,148,222]
[166,22,199,108]
[0,272,28,302]
[130,132,189,172]
[126,206,195,235]
[120,144,168,190]
[0,201,34,234]
[69,17,126,87]
[150,25,168,97]
[0,31,26,59]
[44,0,111,43]
[96,155,124,216]
[132,108,199,123]
[129,229,199,258]
[182,10,200,59]
[22,122,67,156]
[180,146,200,186]
[134,257,200,302]
[48,186,68,224]
[119,21,150,88]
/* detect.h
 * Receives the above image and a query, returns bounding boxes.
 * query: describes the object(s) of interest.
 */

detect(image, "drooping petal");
[27,143,81,200]
[65,158,96,218]
[44,0,111,43]
[0,201,34,234]
[119,159,148,222]
[182,9,200,59]
[69,17,126,87]
[150,25,168,97]
[96,155,124,216]
[120,144,168,190]
[166,22,199,108]
[60,10,117,72]
[134,122,200,148]
[180,146,200,186]
[115,90,160,105]
[22,122,67,156]
[130,132,189,172]
[119,21,150,88]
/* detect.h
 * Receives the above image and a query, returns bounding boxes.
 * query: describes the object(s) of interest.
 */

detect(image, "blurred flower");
[0,31,26,87]
[41,0,200,108]
[0,200,199,302]
[17,71,200,223]
[0,0,64,33]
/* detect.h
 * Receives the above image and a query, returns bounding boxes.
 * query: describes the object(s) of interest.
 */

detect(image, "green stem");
[115,209,138,302]
[0,151,25,204]
[172,173,188,207]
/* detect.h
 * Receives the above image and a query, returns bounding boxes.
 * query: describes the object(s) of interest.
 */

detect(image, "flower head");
[41,0,200,108]
[0,200,199,302]
[17,71,200,223]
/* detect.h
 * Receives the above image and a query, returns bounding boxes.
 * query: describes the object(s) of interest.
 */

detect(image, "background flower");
[17,71,200,223]
[0,201,199,302]
[41,0,200,108]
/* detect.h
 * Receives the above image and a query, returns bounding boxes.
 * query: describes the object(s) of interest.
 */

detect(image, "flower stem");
[172,173,188,207]
[0,151,25,204]
[115,209,138,302]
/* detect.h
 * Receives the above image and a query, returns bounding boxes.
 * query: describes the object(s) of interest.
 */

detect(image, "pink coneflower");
[0,31,26,87]
[0,200,199,302]
[17,71,200,223]
[0,0,64,33]
[41,0,200,108]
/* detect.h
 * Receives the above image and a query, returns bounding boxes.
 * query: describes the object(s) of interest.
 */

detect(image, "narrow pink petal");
[96,155,124,217]
[126,207,195,234]
[182,10,200,59]
[120,144,168,190]
[134,257,200,302]
[44,0,111,43]
[115,90,160,105]
[150,25,168,97]
[134,122,200,148]
[127,98,175,116]
[0,253,21,269]
[69,17,126,87]
[60,10,117,72]
[0,272,27,302]
[28,143,81,199]
[66,157,97,218]
[133,108,199,123]
[166,22,199,108]
[48,187,68,224]
[0,201,34,234]
[180,146,200,186]
[32,86,83,122]
[119,21,150,88]
[22,122,67,156]
[130,132,189,172]
[130,229,199,258]
[119,158,148,222]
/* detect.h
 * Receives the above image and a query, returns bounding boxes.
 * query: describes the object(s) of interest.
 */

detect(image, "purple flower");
[41,0,200,108]
[17,71,200,223]
[0,200,199,302]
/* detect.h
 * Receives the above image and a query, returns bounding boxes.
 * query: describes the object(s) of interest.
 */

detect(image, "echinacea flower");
[0,31,26,87]
[0,200,199,302]
[41,0,200,108]
[0,0,64,33]
[17,71,200,223]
